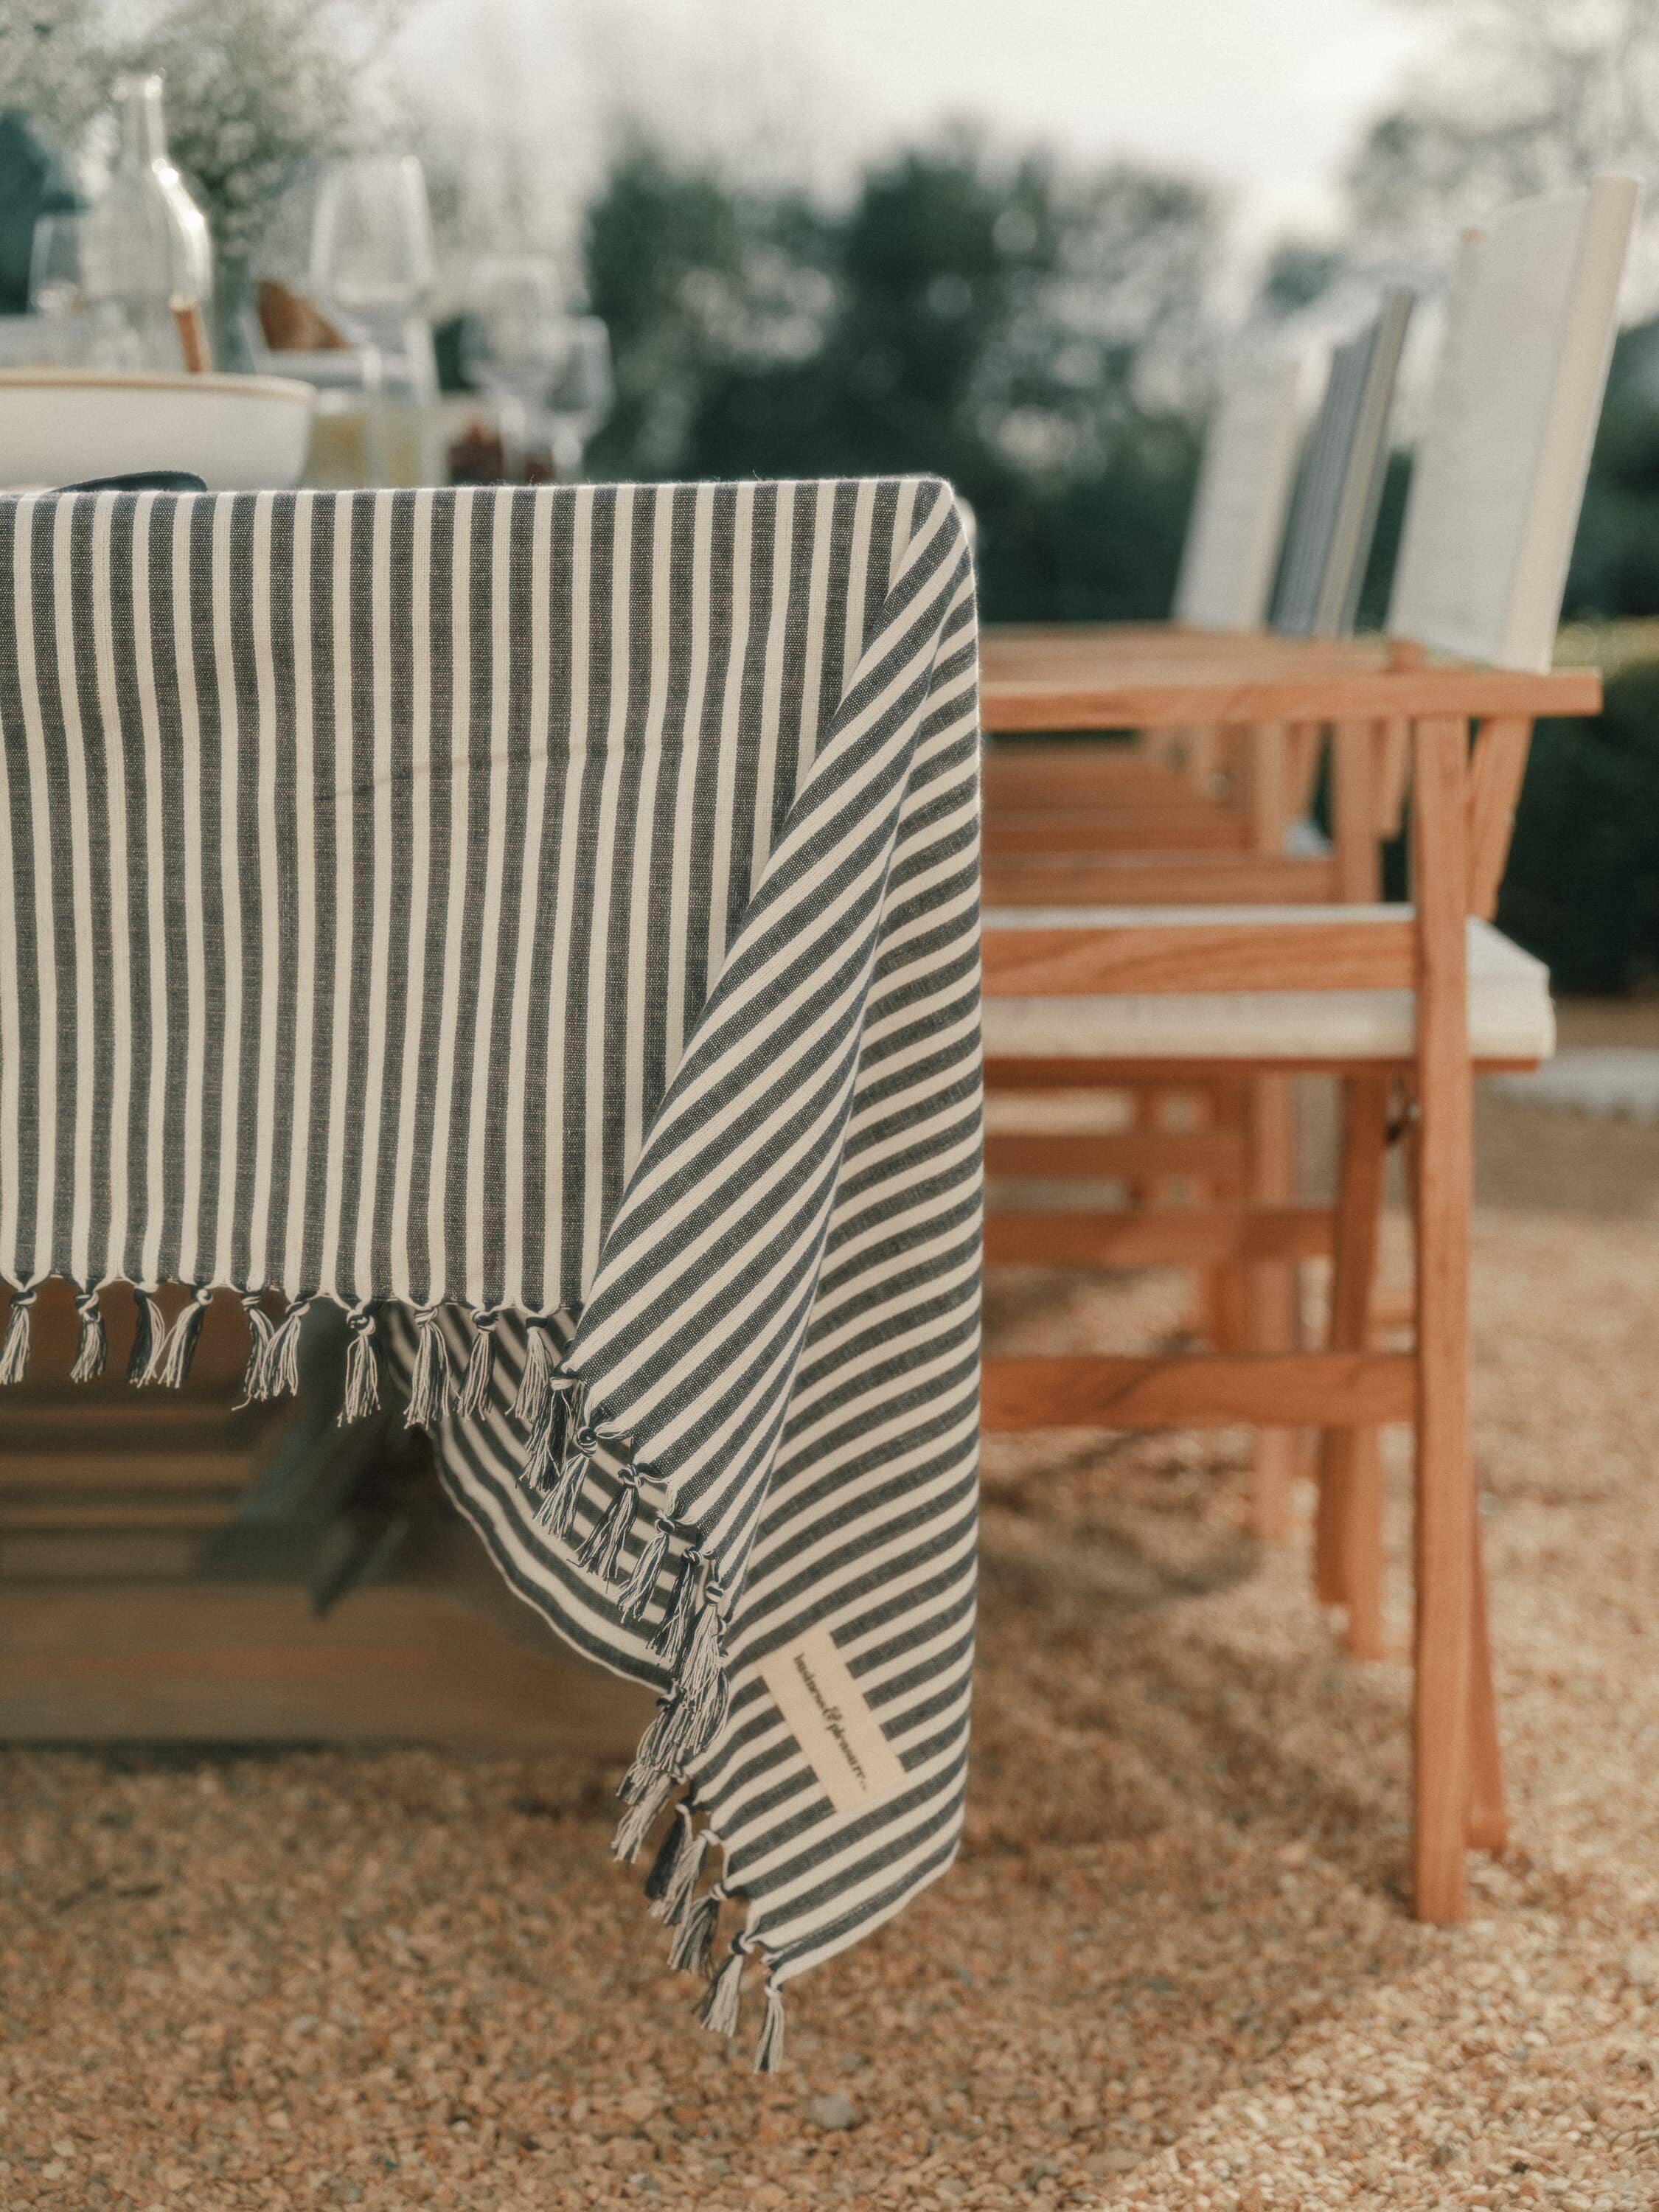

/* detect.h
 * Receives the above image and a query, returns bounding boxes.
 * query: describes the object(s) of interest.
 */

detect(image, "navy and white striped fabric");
[0,479,981,2067]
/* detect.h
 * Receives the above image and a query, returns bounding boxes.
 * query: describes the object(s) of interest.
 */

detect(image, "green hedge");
[1498,658,1659,995]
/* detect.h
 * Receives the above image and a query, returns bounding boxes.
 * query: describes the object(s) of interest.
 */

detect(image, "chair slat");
[984,1203,1333,1267]
[981,917,1415,996]
[985,855,1340,905]
[984,810,1249,855]
[981,1352,1416,1430]
[984,1130,1246,1179]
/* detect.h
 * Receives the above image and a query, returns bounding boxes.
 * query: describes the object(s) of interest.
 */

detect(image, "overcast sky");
[397,0,1439,254]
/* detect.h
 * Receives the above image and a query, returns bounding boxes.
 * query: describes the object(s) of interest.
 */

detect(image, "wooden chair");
[982,299,1422,1526]
[985,286,1419,847]
[979,174,1638,1922]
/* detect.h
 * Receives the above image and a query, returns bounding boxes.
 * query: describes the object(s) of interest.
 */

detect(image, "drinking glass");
[310,155,435,324]
[546,316,614,480]
[460,257,564,407]
[462,263,613,480]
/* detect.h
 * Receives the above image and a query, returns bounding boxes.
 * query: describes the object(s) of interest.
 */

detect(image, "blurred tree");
[584,132,1219,622]
[0,0,108,156]
[1564,318,1659,619]
[1347,0,1659,305]
[1500,661,1659,992]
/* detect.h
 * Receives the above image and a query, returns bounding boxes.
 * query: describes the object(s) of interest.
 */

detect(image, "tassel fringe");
[669,1888,721,1978]
[612,1770,672,1865]
[341,1307,380,1422]
[522,1373,572,1494]
[156,1289,212,1389]
[69,1288,107,1382]
[0,1285,35,1385]
[455,1309,497,1418]
[126,1289,166,1386]
[512,1318,559,1428]
[237,1293,276,1405]
[535,1402,592,1540]
[577,1471,639,1582]
[406,1306,453,1428]
[258,1296,311,1400]
[650,1547,704,1666]
[616,1511,673,1623]
[700,1944,747,2038]
[649,1812,709,1930]
[754,1978,786,2074]
[667,1594,731,1760]
[644,1802,695,1907]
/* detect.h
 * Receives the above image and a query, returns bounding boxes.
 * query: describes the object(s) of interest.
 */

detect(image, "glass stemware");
[461,261,613,481]
[546,316,614,481]
[309,155,434,326]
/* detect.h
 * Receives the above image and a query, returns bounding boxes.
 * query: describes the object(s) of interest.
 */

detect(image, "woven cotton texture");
[0,479,981,2067]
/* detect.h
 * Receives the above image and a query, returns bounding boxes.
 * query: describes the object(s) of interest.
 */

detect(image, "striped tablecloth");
[0,477,981,2067]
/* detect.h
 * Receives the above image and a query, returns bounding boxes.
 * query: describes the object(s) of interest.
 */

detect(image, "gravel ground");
[4,1060,1659,2211]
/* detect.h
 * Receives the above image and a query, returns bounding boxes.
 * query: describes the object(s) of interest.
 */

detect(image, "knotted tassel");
[700,1942,748,2038]
[662,1587,731,1764]
[616,1501,675,1624]
[643,1801,695,1907]
[523,1373,574,1495]
[155,1288,212,1389]
[577,1468,639,1582]
[69,1287,107,1382]
[612,1770,672,1865]
[257,1295,312,1402]
[341,1306,380,1423]
[512,1318,559,1428]
[648,1810,710,1930]
[669,1886,721,1978]
[0,1284,35,1385]
[126,1289,167,1386]
[236,1292,275,1406]
[650,1545,705,1667]
[754,1977,787,2075]
[405,1305,452,1429]
[619,1697,681,1808]
[455,1308,498,1419]
[535,1406,594,1541]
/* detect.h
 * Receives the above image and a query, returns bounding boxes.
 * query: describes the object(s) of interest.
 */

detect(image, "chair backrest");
[1273,288,1415,639]
[1388,175,1638,672]
[1172,358,1303,632]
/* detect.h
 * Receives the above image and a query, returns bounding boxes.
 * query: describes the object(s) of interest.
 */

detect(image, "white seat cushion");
[982,907,1554,1065]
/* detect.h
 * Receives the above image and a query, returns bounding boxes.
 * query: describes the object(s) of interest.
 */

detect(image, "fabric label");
[757,1626,908,1814]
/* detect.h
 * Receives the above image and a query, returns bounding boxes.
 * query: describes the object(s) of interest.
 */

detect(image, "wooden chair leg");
[1314,1075,1391,1655]
[1467,1495,1507,1853]
[1202,1080,1248,1352]
[1246,1073,1300,1544]
[1411,719,1475,1924]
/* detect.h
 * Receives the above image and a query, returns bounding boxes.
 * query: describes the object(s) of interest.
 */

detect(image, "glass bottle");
[82,74,213,372]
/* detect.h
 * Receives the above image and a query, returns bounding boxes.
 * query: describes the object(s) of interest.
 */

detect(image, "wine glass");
[545,316,614,480]
[459,257,567,478]
[309,155,435,326]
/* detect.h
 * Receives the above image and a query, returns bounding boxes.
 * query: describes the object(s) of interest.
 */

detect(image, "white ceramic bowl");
[0,368,316,492]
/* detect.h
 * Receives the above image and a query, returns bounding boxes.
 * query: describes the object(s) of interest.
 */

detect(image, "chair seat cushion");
[981,906,1554,1065]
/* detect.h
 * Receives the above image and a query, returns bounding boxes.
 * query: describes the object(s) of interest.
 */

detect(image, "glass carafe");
[82,74,213,372]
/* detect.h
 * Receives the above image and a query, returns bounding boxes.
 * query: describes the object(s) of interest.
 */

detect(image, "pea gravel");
[2,1065,1658,2211]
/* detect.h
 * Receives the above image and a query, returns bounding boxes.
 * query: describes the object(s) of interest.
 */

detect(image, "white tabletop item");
[0,367,314,493]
